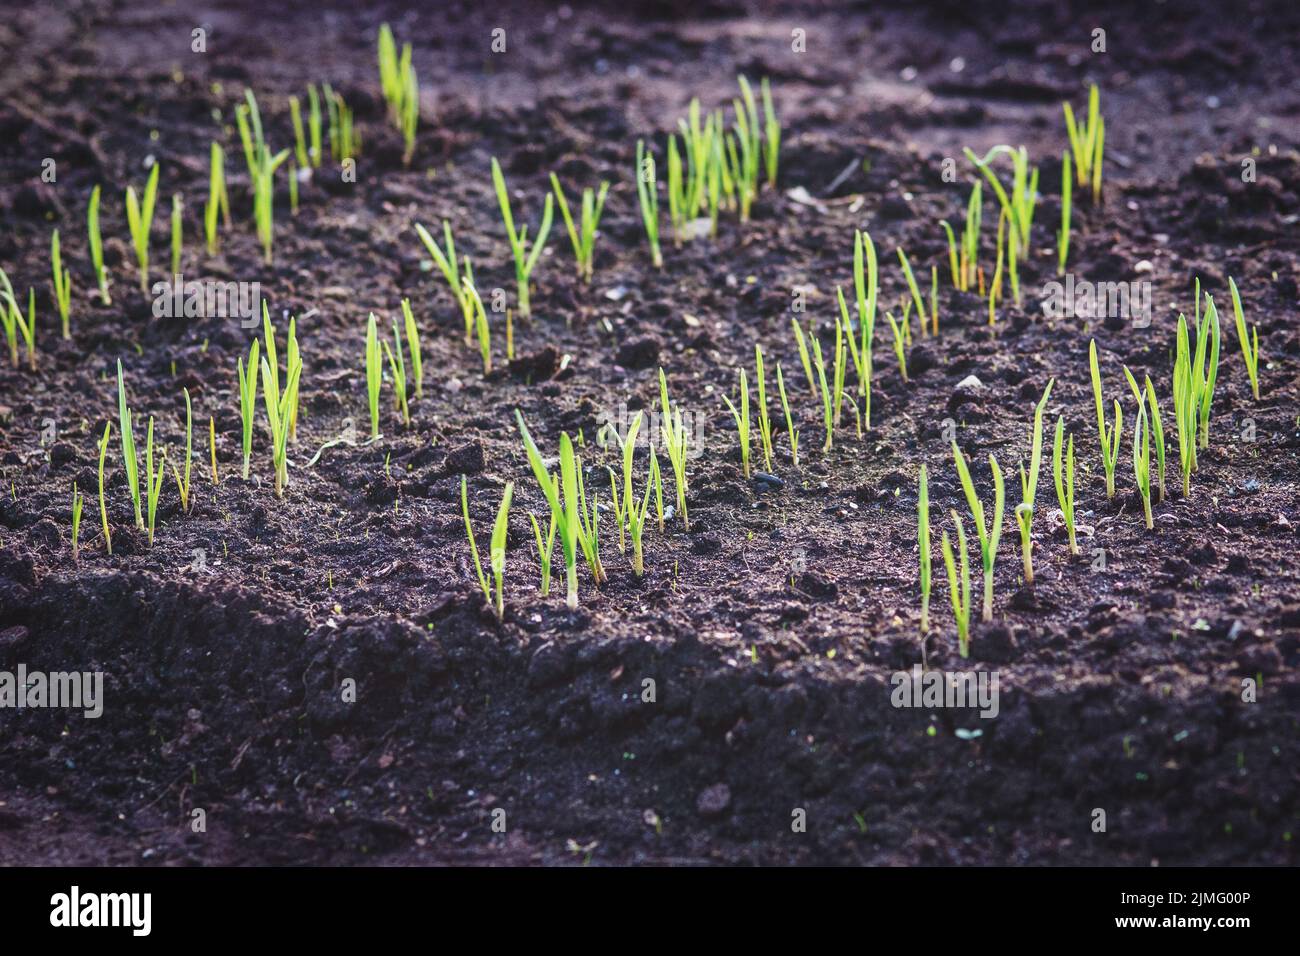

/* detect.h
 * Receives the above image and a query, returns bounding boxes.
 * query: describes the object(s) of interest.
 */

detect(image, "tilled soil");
[0,0,1297,865]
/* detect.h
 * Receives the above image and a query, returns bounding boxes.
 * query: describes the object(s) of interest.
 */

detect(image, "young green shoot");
[1015,379,1054,585]
[365,313,382,439]
[400,298,423,400]
[658,368,691,528]
[237,338,260,479]
[850,230,878,422]
[516,412,600,608]
[204,143,230,255]
[51,230,71,339]
[918,464,931,634]
[144,417,166,546]
[951,443,1005,623]
[964,145,1036,260]
[884,311,908,383]
[125,162,160,292]
[897,248,926,337]
[461,476,513,620]
[97,422,112,555]
[71,482,84,561]
[116,360,143,528]
[1057,151,1071,275]
[491,157,553,318]
[528,511,557,596]
[463,277,492,375]
[754,344,774,472]
[1063,84,1104,204]
[635,140,663,268]
[1227,277,1258,400]
[776,362,799,469]
[170,194,183,277]
[1133,402,1153,530]
[721,367,752,478]
[382,318,411,427]
[550,173,609,283]
[414,221,476,343]
[1123,367,1166,503]
[760,77,780,189]
[618,411,655,576]
[170,387,193,514]
[941,511,973,658]
[1052,417,1078,556]
[87,185,110,305]
[260,347,302,498]
[1089,339,1122,497]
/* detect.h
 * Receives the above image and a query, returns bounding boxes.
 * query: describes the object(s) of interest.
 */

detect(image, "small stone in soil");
[696,783,731,818]
[752,472,784,491]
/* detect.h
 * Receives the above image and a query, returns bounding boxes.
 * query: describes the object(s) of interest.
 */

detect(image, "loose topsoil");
[0,0,1297,866]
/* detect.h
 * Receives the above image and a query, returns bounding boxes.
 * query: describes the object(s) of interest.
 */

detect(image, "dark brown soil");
[0,0,1297,866]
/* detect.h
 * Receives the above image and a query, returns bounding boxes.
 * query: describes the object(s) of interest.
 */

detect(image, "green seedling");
[897,248,926,336]
[204,143,230,255]
[97,422,112,555]
[462,475,513,621]
[812,312,847,452]
[1057,151,1071,275]
[964,145,1036,261]
[1089,339,1122,497]
[918,464,931,634]
[170,387,193,514]
[884,311,908,383]
[290,95,309,169]
[125,162,160,292]
[1015,380,1054,585]
[414,221,477,343]
[516,411,601,608]
[952,444,1005,623]
[1123,367,1166,503]
[941,511,973,657]
[170,194,183,276]
[761,77,780,188]
[658,368,691,528]
[237,337,260,478]
[87,185,110,304]
[400,298,423,400]
[382,318,411,427]
[51,230,71,339]
[260,347,302,499]
[71,482,84,560]
[462,277,492,375]
[615,412,655,576]
[307,84,323,167]
[1133,403,1153,529]
[378,22,419,160]
[635,140,663,268]
[209,416,218,485]
[491,157,553,318]
[144,417,166,546]
[237,91,291,265]
[116,360,143,528]
[528,511,558,596]
[791,316,817,397]
[1063,84,1104,204]
[1052,417,1078,556]
[776,362,799,469]
[550,173,609,283]
[365,313,382,438]
[847,230,878,424]
[721,367,752,478]
[1228,277,1260,400]
[754,344,774,472]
